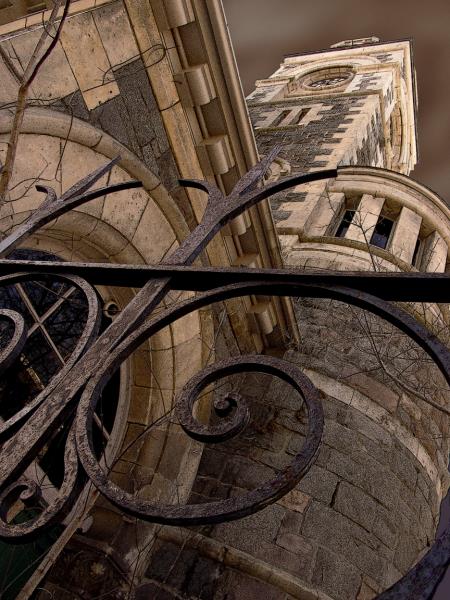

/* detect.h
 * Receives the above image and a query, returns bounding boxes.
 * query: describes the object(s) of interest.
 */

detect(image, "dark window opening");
[412,238,422,268]
[335,210,355,238]
[370,216,394,249]
[0,508,63,600]
[271,110,291,127]
[293,108,310,125]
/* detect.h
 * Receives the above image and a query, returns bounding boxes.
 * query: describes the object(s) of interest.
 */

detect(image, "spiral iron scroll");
[0,150,448,598]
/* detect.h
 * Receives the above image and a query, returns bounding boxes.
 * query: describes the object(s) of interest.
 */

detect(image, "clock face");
[296,68,354,93]
[308,75,349,88]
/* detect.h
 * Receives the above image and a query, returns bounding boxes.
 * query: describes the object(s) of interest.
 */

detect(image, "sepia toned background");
[222,0,450,595]
[223,0,450,206]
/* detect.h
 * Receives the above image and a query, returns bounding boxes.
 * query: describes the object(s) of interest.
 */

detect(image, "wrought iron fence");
[0,148,448,599]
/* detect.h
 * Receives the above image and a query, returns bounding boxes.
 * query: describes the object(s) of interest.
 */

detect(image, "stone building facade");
[0,2,448,600]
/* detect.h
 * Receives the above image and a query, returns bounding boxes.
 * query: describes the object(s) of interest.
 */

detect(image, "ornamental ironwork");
[0,149,449,599]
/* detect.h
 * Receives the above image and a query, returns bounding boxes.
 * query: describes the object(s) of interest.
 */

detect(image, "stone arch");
[0,109,212,554]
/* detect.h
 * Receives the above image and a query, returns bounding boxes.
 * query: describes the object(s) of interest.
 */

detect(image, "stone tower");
[140,39,450,600]
[193,39,448,599]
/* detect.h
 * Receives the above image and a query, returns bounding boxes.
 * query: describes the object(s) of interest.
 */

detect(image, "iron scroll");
[0,149,448,598]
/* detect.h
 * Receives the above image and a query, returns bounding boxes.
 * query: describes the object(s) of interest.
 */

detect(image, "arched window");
[0,248,121,484]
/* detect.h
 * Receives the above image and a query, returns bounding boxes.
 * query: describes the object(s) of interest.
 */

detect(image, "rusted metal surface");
[0,150,448,597]
[77,352,323,525]
[2,260,450,302]
[0,308,27,375]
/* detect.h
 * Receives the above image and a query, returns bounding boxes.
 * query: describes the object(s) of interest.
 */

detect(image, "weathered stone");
[326,449,367,490]
[213,504,285,554]
[297,465,339,505]
[60,11,120,109]
[311,547,361,600]
[255,540,313,577]
[278,508,305,536]
[93,1,139,68]
[277,489,311,514]
[197,448,228,480]
[333,481,377,532]
[346,372,399,413]
[215,570,286,600]
[372,506,398,549]
[221,456,275,490]
[394,531,422,573]
[324,419,362,454]
[252,448,291,470]
[275,532,316,578]
[345,409,392,446]
[357,580,378,600]
[302,502,387,583]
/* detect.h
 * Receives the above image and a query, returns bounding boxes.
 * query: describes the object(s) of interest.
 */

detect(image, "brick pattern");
[355,112,384,165]
[373,52,395,63]
[249,96,384,224]
[250,96,365,172]
[354,74,382,91]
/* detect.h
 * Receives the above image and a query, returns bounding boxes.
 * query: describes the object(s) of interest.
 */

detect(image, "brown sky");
[222,1,450,595]
[223,0,450,205]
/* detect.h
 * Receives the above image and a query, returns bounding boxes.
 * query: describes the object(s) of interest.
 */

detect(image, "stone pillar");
[345,195,384,244]
[305,192,345,237]
[422,231,448,273]
[389,206,422,264]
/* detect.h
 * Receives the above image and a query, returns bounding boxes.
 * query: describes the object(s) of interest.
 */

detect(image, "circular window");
[298,67,354,91]
[0,249,121,483]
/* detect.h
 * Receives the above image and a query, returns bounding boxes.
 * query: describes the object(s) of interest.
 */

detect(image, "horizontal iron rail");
[1,259,450,302]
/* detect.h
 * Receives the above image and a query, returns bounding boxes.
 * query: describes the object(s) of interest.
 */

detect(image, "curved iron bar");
[0,272,101,442]
[72,277,449,597]
[0,308,27,375]
[76,351,324,525]
[0,427,85,543]
[0,150,334,497]
[0,150,448,597]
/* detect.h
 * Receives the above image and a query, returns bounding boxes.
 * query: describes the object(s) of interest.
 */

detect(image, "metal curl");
[70,277,450,595]
[76,350,323,525]
[0,308,27,375]
[0,479,42,522]
[0,428,83,543]
[175,362,251,443]
[0,155,335,509]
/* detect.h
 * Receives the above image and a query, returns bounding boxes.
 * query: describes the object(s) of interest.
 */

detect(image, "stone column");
[389,206,422,264]
[305,192,345,237]
[345,195,384,244]
[422,231,448,272]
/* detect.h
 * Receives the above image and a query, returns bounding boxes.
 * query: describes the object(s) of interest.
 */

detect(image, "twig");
[0,0,71,206]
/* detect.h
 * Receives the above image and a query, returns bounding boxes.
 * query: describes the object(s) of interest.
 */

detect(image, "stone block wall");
[249,94,384,234]
[0,1,181,198]
[139,298,449,600]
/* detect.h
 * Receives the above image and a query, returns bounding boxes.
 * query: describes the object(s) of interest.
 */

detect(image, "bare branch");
[0,0,71,207]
